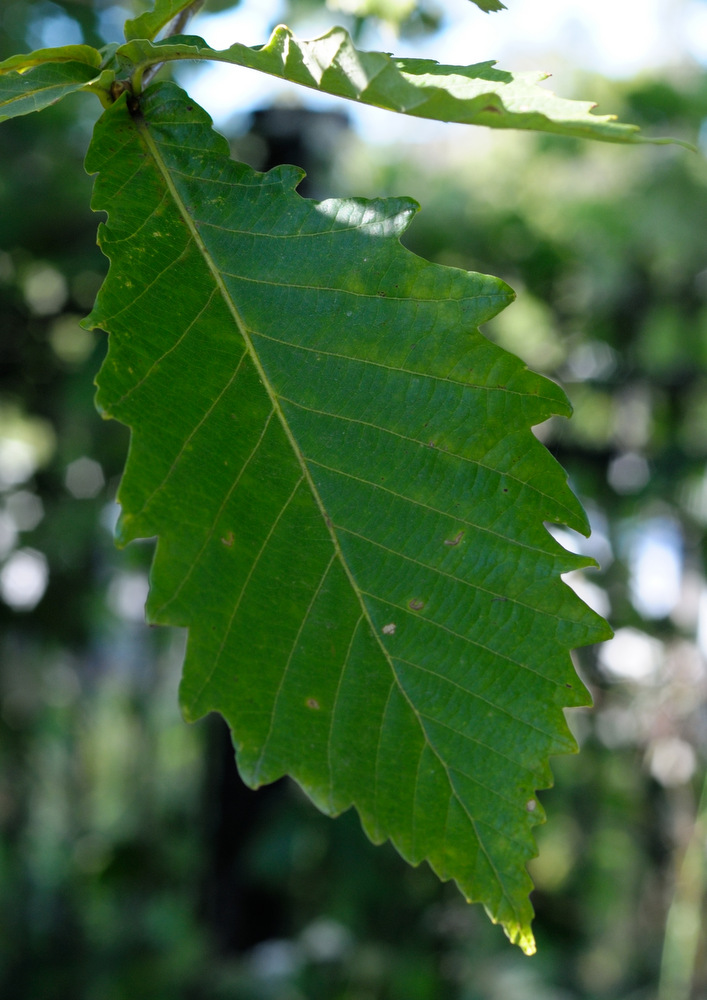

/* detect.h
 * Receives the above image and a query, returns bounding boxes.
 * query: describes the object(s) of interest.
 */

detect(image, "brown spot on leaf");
[408,599,425,611]
[306,698,320,710]
[382,623,396,635]
[444,530,464,547]
[221,531,234,547]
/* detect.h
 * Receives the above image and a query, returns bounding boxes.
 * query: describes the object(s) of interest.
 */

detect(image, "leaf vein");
[102,236,195,324]
[153,406,276,616]
[307,457,556,557]
[280,394,576,520]
[129,341,248,520]
[251,329,560,404]
[394,654,561,743]
[336,524,571,625]
[327,613,365,812]
[366,591,567,690]
[373,683,396,843]
[106,187,171,245]
[417,710,539,777]
[220,269,503,309]
[189,469,305,712]
[113,286,223,408]
[253,546,337,784]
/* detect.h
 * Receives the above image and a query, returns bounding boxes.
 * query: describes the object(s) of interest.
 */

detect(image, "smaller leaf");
[0,61,101,122]
[116,26,675,144]
[0,45,102,74]
[328,0,417,24]
[124,0,202,42]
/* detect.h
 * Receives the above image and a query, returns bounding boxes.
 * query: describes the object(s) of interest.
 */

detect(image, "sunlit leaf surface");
[117,26,645,143]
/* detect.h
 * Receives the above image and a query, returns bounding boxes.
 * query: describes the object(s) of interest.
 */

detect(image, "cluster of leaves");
[0,0,688,952]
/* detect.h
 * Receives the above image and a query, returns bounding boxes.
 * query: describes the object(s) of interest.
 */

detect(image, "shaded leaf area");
[85,81,609,952]
[118,25,646,143]
[0,45,102,73]
[0,59,102,121]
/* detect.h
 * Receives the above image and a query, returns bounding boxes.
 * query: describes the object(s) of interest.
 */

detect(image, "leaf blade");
[0,60,102,121]
[0,45,102,73]
[117,26,648,143]
[85,82,610,954]
[468,0,507,10]
[124,0,202,42]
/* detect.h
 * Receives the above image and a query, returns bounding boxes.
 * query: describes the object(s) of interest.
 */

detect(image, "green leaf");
[0,45,102,73]
[117,25,646,143]
[327,0,417,22]
[84,81,610,953]
[469,0,507,11]
[124,0,203,42]
[0,60,102,121]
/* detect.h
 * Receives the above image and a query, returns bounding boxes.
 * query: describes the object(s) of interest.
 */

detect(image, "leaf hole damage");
[382,623,396,635]
[444,530,464,547]
[526,800,537,812]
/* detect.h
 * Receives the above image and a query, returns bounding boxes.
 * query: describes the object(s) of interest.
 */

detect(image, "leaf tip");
[519,931,537,957]
[471,0,508,11]
[497,912,536,955]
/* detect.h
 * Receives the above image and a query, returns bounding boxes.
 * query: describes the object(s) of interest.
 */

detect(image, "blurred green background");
[1,1,707,997]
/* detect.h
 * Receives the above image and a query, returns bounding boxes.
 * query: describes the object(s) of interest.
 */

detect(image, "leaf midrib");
[131,98,398,688]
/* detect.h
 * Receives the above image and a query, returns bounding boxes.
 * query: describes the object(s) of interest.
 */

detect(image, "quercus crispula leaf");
[0,45,102,73]
[83,81,611,953]
[118,26,647,144]
[124,0,204,42]
[468,0,507,11]
[0,46,104,122]
[1,12,688,148]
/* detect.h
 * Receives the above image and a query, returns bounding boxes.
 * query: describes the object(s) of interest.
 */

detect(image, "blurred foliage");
[1,1,707,998]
